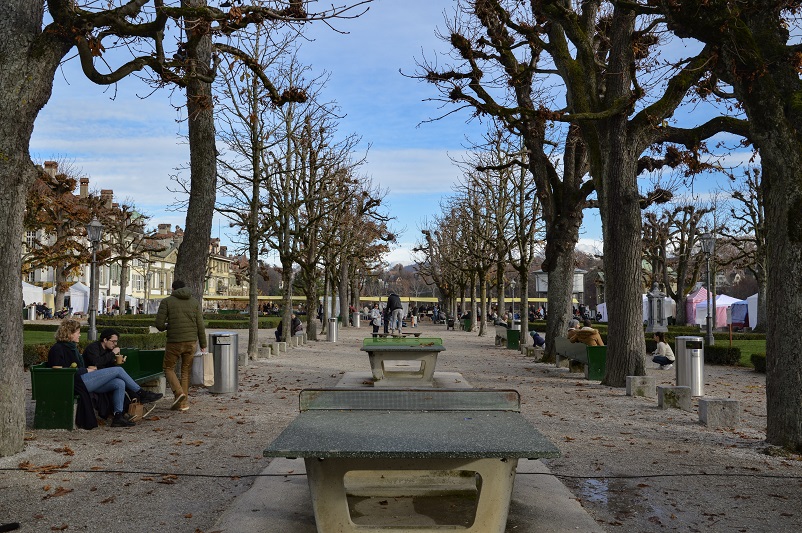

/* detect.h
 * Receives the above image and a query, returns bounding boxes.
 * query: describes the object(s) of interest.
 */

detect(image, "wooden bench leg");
[304,457,517,532]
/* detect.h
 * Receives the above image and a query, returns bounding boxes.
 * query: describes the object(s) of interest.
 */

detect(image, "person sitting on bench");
[568,318,604,346]
[47,319,162,428]
[83,328,126,369]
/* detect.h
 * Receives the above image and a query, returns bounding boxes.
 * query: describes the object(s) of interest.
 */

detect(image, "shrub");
[24,333,167,368]
[704,345,741,365]
[24,323,59,332]
[117,332,167,350]
[205,317,280,329]
[751,353,767,373]
[97,316,155,326]
[23,344,50,367]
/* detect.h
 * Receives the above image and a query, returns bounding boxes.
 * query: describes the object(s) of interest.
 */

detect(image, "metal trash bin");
[675,336,704,396]
[209,332,239,394]
[352,312,360,328]
[327,317,338,342]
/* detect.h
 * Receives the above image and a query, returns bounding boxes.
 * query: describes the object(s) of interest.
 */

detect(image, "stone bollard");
[626,376,656,398]
[699,398,740,428]
[141,376,167,395]
[291,336,300,348]
[277,341,287,353]
[657,385,692,411]
[270,342,281,356]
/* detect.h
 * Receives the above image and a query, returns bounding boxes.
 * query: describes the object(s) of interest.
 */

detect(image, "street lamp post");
[86,217,104,341]
[700,232,716,346]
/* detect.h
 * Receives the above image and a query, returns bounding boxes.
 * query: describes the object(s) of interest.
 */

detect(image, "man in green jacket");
[155,280,207,411]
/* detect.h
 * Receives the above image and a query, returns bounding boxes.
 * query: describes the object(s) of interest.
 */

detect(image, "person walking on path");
[155,280,207,411]
[387,292,403,335]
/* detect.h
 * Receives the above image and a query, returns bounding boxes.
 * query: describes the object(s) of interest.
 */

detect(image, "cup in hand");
[116,354,124,365]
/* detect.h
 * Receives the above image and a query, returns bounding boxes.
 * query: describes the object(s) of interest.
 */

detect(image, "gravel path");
[3,321,800,532]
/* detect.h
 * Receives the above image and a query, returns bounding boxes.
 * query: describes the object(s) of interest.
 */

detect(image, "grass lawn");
[727,339,766,367]
[24,330,88,345]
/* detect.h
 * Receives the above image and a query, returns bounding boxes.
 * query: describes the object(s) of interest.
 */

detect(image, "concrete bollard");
[657,385,692,411]
[277,341,287,353]
[626,376,656,398]
[141,376,166,395]
[270,342,281,356]
[699,398,740,428]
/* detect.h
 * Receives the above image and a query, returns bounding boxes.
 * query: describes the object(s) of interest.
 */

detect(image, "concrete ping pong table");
[360,337,446,387]
[264,388,560,532]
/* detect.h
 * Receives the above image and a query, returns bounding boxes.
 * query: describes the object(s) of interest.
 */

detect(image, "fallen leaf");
[42,486,73,500]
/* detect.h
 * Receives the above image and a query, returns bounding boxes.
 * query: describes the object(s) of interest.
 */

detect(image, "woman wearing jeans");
[47,319,162,427]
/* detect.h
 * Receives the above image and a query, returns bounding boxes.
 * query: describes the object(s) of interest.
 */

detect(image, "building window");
[26,231,36,249]
[134,274,143,291]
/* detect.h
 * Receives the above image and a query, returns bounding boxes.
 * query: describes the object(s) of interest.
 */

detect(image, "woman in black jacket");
[47,319,161,428]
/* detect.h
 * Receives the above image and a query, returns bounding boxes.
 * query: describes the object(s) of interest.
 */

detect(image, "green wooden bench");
[554,337,607,381]
[120,348,166,384]
[30,349,166,430]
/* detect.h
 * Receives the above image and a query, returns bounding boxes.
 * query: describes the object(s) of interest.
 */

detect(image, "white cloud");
[364,148,466,194]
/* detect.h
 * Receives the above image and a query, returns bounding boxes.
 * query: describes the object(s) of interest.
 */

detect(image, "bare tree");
[0,0,373,456]
[642,203,711,324]
[719,168,766,331]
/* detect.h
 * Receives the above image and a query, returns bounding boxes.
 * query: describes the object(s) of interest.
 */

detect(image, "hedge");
[751,353,767,373]
[703,345,741,365]
[206,317,281,329]
[24,332,167,368]
[24,323,150,335]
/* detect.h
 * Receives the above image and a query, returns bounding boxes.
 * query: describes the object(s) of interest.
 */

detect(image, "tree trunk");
[280,262,293,343]
[320,265,329,335]
[518,272,529,348]
[119,261,129,315]
[54,263,66,311]
[247,229,259,360]
[543,249,575,364]
[338,259,349,328]
[597,129,646,386]
[0,0,72,456]
[478,276,487,336]
[174,0,216,300]
[496,262,506,318]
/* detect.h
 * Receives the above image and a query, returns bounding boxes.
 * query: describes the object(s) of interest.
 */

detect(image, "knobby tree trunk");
[280,260,294,343]
[174,0,216,301]
[597,123,646,386]
[495,263,506,318]
[518,273,529,348]
[119,261,129,314]
[478,276,488,336]
[0,0,72,456]
[247,228,259,359]
[338,259,349,328]
[543,250,575,364]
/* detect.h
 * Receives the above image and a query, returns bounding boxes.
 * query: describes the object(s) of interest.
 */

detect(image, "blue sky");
[36,1,744,268]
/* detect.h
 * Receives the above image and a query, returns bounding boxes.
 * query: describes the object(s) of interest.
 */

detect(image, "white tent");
[22,281,43,305]
[45,282,90,314]
[596,295,675,323]
[747,293,759,328]
[695,294,741,326]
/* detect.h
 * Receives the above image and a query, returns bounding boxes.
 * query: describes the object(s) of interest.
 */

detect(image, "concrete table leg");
[304,457,517,533]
